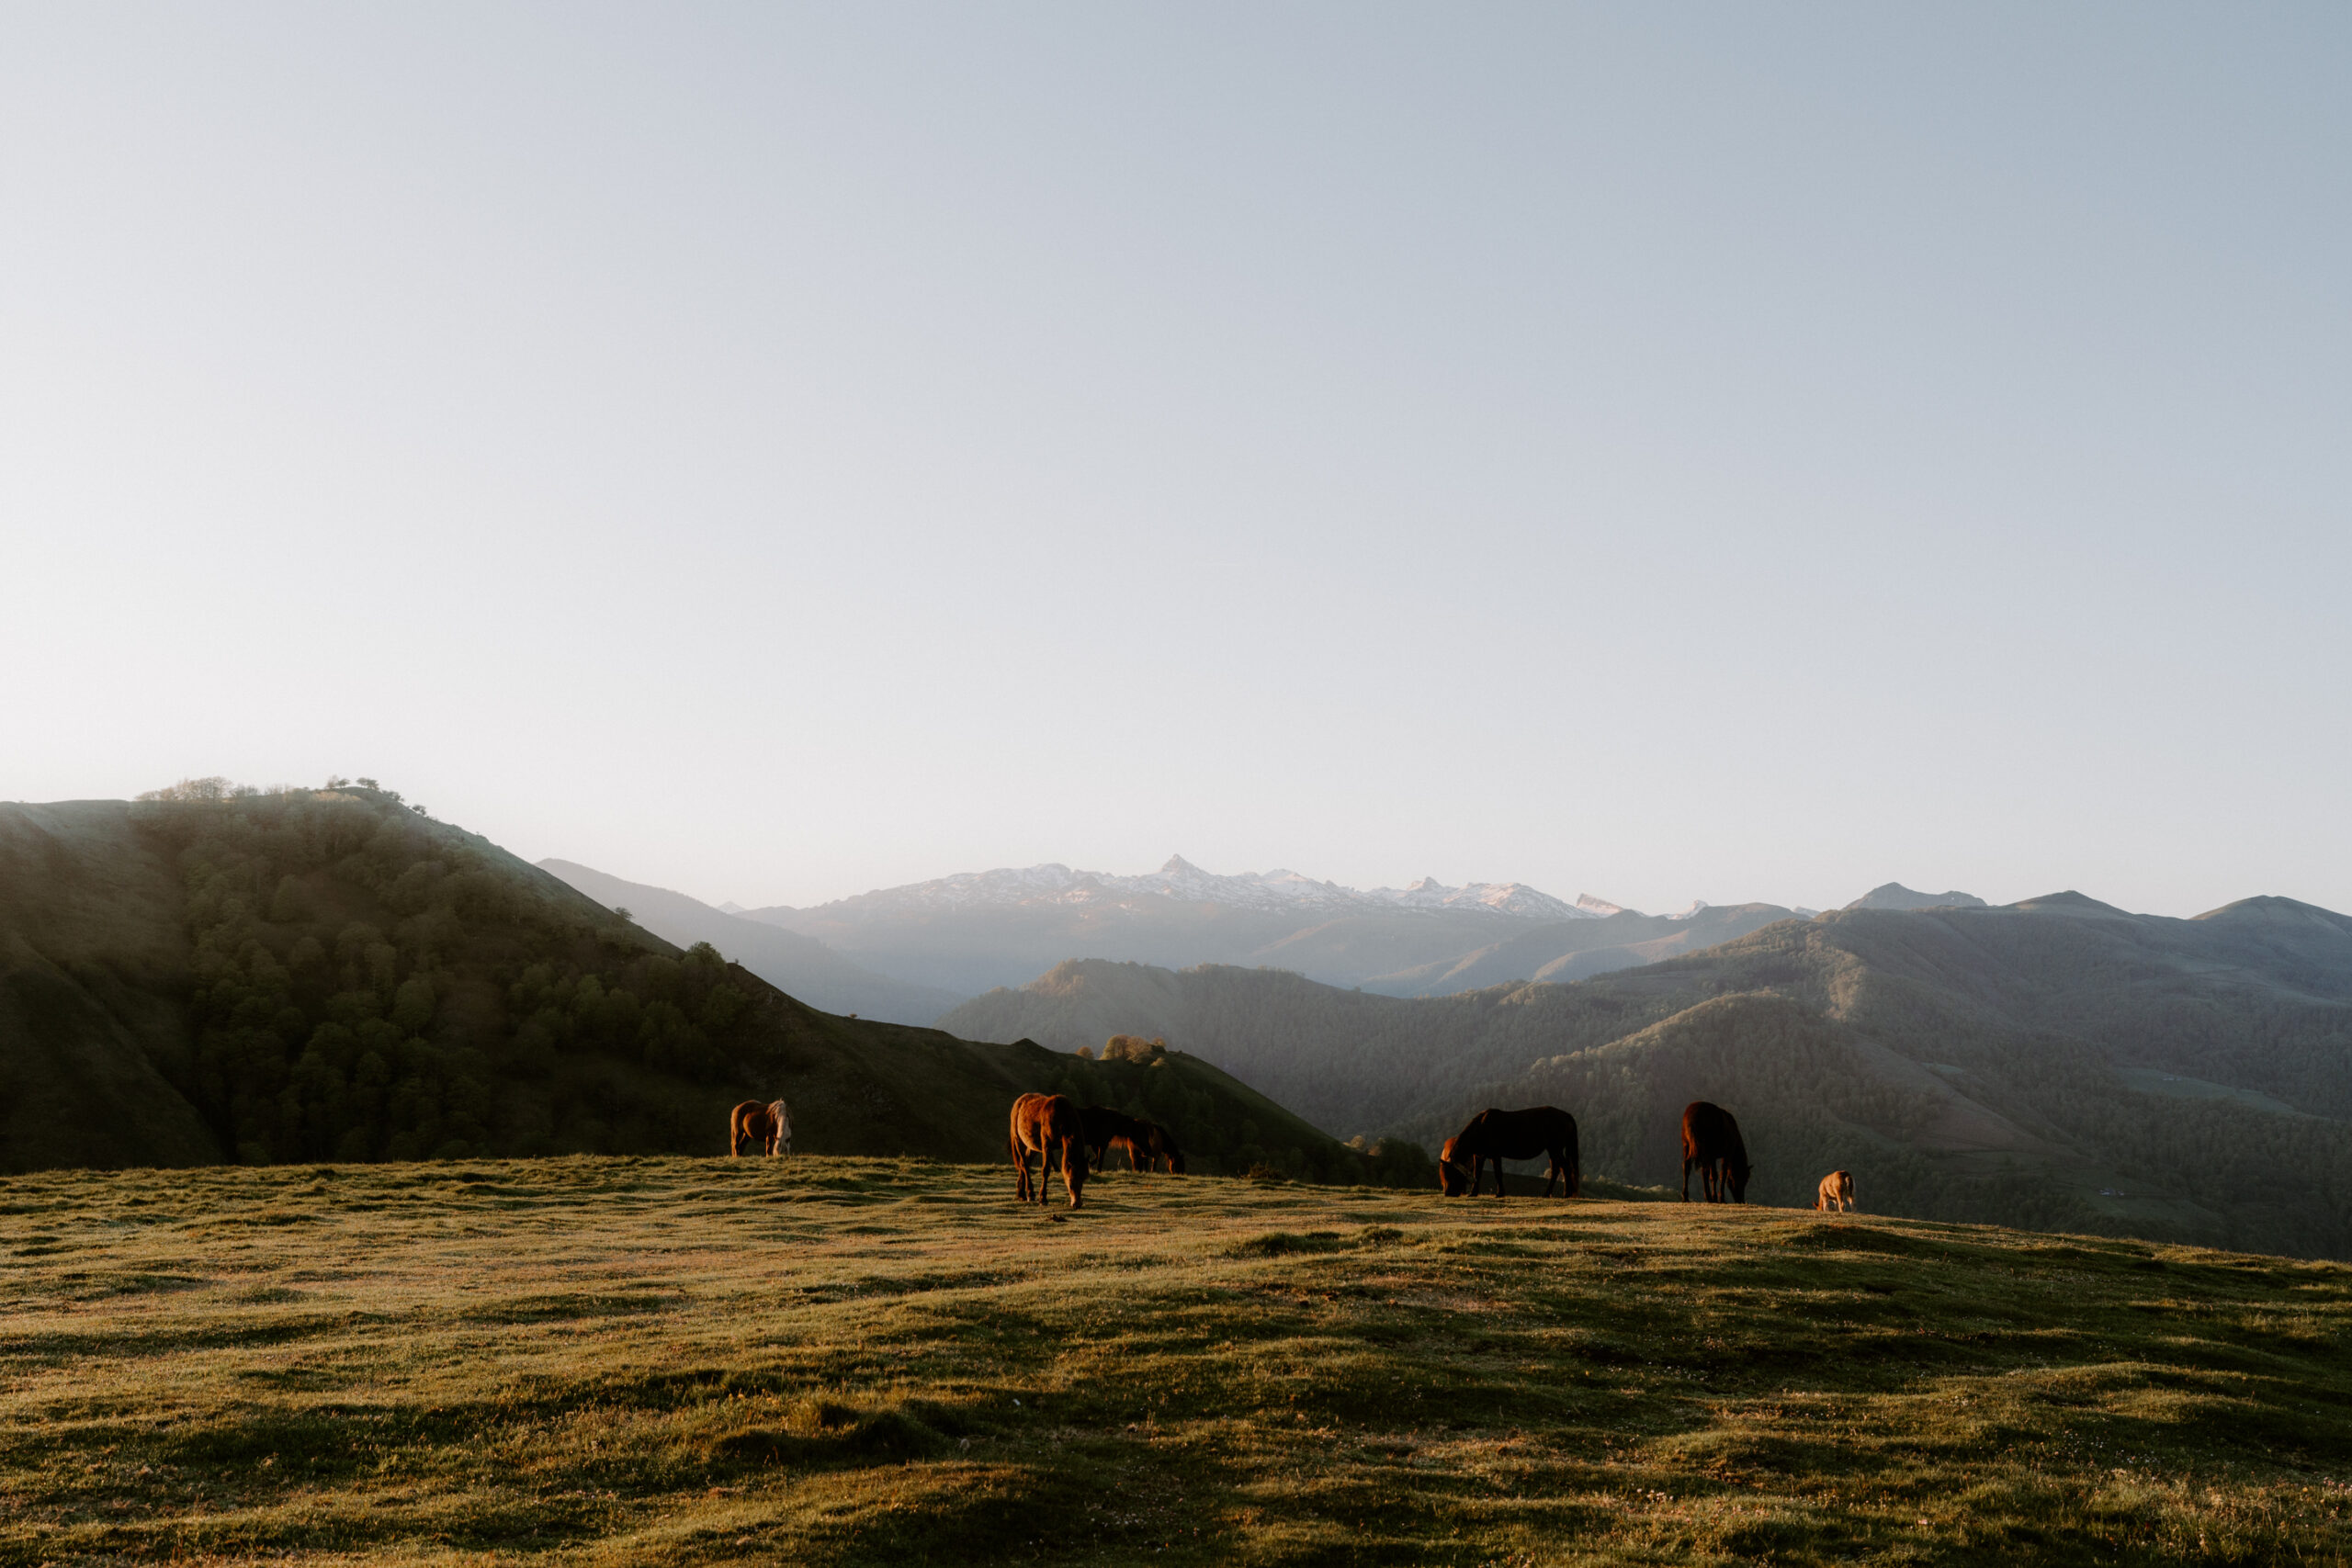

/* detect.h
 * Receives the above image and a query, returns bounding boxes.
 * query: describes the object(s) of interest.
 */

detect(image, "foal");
[1815,1169,1854,1212]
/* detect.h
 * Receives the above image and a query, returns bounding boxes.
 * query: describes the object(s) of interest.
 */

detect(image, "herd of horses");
[731,1091,1854,1214]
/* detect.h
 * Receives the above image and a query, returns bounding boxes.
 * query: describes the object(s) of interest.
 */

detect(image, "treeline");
[136,786,775,1163]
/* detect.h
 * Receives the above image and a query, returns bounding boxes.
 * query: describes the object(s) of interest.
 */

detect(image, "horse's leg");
[1681,1156,1692,1201]
[1490,1156,1506,1200]
[1011,1131,1027,1202]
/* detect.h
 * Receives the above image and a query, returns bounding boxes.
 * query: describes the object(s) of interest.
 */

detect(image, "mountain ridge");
[730,855,1798,998]
[939,892,2352,1258]
[536,859,964,1025]
[0,792,1393,1184]
[744,854,1594,923]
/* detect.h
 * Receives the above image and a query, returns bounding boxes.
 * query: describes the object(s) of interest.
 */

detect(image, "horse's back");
[1011,1091,1081,1149]
[1463,1105,1575,1159]
[1079,1103,1139,1146]
[1682,1100,1739,1159]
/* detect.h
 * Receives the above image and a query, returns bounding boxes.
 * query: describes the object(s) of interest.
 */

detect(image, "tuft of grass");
[0,1155,2346,1565]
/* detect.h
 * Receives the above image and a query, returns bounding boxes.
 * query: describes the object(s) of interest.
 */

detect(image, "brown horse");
[1079,1105,1148,1173]
[1438,1106,1579,1199]
[1815,1169,1854,1212]
[1680,1101,1751,1202]
[729,1099,791,1156]
[1127,1120,1186,1174]
[1009,1092,1088,1208]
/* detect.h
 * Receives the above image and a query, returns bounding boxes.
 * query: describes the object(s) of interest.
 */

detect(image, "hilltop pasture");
[2,1158,2347,1565]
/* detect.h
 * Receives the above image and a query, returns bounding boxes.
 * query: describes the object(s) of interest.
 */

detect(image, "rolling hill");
[941,895,2352,1259]
[0,787,1398,1185]
[735,854,1792,997]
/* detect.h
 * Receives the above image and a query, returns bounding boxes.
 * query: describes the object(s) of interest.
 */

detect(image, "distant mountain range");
[20,792,2347,1258]
[722,855,1804,999]
[755,855,1594,920]
[940,890,2352,1258]
[537,860,964,1026]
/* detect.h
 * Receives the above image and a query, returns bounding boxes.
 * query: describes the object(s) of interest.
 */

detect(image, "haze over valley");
[544,852,1815,1005]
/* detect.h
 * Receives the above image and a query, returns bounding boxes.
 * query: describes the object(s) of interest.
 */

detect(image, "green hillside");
[942,898,2352,1259]
[0,786,1389,1184]
[3,1158,2345,1564]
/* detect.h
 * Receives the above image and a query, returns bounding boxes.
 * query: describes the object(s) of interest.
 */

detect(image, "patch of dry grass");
[2,1156,2346,1564]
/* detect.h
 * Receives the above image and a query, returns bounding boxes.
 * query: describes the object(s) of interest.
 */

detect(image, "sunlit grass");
[2,1156,2346,1564]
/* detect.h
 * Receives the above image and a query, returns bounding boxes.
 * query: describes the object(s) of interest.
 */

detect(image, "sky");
[3,4,2347,919]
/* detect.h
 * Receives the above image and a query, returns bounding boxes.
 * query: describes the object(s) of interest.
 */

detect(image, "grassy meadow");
[2,1157,2346,1566]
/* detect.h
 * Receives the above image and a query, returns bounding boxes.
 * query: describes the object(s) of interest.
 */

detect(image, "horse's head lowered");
[769,1099,792,1155]
[1436,1137,1469,1197]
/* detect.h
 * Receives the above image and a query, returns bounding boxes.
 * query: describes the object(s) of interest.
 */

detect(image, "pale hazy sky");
[4,5,2346,918]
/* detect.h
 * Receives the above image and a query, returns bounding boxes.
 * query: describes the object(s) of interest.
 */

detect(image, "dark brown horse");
[1009,1092,1088,1208]
[1128,1120,1186,1174]
[729,1099,791,1156]
[1680,1100,1751,1202]
[1438,1107,1579,1199]
[1079,1105,1148,1173]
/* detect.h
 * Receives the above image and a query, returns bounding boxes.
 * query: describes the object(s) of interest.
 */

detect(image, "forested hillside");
[944,897,2352,1258]
[0,787,1395,1185]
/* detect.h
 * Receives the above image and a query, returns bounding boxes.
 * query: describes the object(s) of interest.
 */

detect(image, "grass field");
[3,1157,2346,1566]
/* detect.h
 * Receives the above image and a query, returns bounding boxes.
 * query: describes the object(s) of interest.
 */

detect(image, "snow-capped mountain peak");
[808,857,1596,921]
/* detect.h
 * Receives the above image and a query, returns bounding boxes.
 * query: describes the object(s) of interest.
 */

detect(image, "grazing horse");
[1128,1120,1186,1174]
[1680,1101,1751,1202]
[729,1099,791,1157]
[1079,1105,1148,1174]
[1438,1107,1579,1199]
[1815,1169,1855,1213]
[1009,1092,1089,1208]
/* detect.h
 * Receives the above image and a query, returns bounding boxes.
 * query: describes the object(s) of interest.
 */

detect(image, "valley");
[943,895,2352,1259]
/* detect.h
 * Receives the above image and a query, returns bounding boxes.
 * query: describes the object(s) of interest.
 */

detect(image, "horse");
[1009,1092,1089,1208]
[1680,1101,1751,1202]
[1079,1105,1148,1174]
[1438,1107,1579,1199]
[729,1099,792,1157]
[1128,1120,1186,1174]
[1815,1169,1854,1213]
